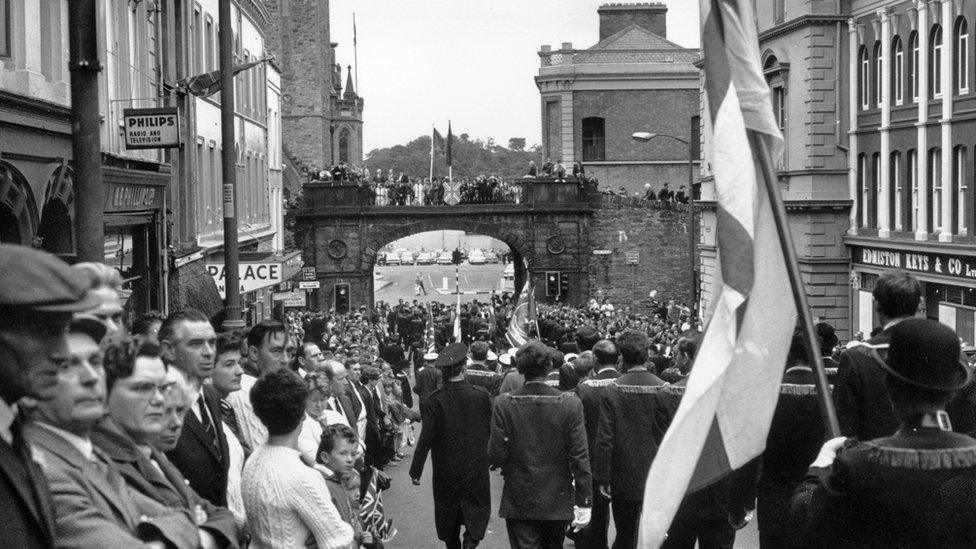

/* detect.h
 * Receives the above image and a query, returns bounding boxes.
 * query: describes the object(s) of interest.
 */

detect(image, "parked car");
[400,251,416,265]
[416,252,434,265]
[437,252,453,265]
[468,250,486,265]
[385,251,401,266]
[485,251,499,264]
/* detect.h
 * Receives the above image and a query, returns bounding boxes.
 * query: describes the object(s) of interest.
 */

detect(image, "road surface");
[374,263,512,306]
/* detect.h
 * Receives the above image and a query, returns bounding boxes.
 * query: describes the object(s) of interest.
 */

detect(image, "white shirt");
[221,422,247,534]
[0,400,16,445]
[35,422,94,461]
[226,374,268,450]
[241,444,354,549]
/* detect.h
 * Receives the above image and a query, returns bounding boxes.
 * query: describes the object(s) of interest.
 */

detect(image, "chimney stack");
[597,3,668,41]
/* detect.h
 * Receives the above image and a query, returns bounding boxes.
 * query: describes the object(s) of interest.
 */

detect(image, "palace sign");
[123,107,180,149]
[207,261,283,299]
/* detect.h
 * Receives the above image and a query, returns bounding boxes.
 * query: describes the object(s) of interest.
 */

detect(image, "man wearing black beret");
[410,343,492,549]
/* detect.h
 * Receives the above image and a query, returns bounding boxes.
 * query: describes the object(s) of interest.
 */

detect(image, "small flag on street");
[637,0,795,546]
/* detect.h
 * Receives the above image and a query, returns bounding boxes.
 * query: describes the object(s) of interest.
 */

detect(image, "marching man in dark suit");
[489,340,592,548]
[159,309,230,507]
[0,245,104,548]
[410,343,492,549]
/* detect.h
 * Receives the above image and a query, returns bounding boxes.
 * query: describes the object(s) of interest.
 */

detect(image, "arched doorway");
[37,164,74,255]
[0,162,40,245]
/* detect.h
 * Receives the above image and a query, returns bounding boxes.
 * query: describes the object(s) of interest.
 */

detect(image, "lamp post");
[632,125,698,315]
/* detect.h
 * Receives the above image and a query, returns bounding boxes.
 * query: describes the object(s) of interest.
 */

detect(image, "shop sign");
[273,291,307,307]
[123,107,180,149]
[206,261,283,298]
[592,249,613,255]
[852,245,976,282]
[302,267,317,281]
[626,251,639,265]
[104,183,165,212]
[298,281,320,290]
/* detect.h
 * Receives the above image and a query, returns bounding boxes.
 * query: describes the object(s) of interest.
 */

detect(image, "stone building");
[697,1,853,334]
[846,0,976,343]
[263,0,364,179]
[535,3,701,196]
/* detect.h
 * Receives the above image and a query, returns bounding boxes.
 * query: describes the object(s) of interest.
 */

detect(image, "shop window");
[860,46,870,109]
[931,25,943,98]
[893,36,904,105]
[956,17,969,94]
[910,31,920,102]
[891,151,902,231]
[860,272,879,292]
[874,41,883,107]
[582,117,606,162]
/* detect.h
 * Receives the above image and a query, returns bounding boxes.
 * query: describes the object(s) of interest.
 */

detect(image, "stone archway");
[37,164,74,254]
[0,162,40,245]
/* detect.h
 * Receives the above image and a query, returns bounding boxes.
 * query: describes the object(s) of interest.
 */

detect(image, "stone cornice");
[237,0,269,34]
[758,14,850,43]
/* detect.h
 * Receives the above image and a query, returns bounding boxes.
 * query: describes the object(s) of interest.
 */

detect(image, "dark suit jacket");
[573,368,621,471]
[24,422,198,548]
[834,331,899,440]
[165,385,230,507]
[334,393,359,430]
[488,381,591,520]
[0,418,55,548]
[92,419,238,548]
[594,370,670,500]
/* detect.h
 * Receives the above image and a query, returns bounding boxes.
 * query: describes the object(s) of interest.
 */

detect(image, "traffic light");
[334,283,350,314]
[545,271,560,297]
[452,248,463,265]
[560,272,570,296]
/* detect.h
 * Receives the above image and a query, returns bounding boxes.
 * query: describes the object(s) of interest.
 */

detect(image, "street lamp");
[632,128,698,315]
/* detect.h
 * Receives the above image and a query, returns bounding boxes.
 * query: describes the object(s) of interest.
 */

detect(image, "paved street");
[377,376,761,548]
[374,264,513,305]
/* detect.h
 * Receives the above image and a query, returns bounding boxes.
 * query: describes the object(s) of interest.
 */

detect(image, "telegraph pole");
[68,0,104,261]
[219,0,244,330]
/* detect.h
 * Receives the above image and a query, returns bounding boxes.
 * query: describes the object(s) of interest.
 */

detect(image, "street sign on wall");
[123,107,180,149]
[302,267,317,281]
[273,291,307,307]
[298,281,320,290]
[626,251,639,265]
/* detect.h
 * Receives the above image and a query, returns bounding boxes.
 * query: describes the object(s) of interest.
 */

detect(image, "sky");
[327,0,700,154]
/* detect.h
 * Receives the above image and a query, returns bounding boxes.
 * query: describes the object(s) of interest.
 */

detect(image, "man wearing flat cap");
[0,244,102,548]
[792,318,976,547]
[410,343,492,549]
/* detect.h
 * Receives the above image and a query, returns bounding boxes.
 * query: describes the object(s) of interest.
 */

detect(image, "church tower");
[333,65,364,165]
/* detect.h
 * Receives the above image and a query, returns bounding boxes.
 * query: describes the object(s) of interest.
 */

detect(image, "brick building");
[264,0,363,179]
[846,0,976,343]
[535,3,701,197]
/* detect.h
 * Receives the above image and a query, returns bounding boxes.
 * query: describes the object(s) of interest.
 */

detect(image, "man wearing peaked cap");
[414,351,443,411]
[793,318,976,547]
[0,245,100,548]
[411,340,492,549]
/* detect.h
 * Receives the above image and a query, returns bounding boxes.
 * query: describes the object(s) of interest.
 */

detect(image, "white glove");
[810,436,847,468]
[571,506,592,532]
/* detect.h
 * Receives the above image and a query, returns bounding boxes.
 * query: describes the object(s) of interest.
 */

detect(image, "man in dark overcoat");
[410,343,492,549]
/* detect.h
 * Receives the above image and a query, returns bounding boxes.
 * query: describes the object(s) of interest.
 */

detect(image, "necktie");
[332,397,345,417]
[220,399,251,455]
[198,396,222,460]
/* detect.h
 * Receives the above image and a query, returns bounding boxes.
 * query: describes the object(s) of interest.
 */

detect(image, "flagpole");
[747,130,841,438]
[352,12,359,93]
[429,126,435,183]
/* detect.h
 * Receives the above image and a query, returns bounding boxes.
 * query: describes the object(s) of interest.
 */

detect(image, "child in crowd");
[316,425,380,548]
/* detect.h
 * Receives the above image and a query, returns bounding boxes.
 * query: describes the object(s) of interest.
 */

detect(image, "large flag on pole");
[178,58,269,97]
[446,121,453,166]
[637,0,795,546]
[505,265,537,348]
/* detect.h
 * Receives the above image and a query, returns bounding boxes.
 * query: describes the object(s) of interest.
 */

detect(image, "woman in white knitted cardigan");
[242,369,355,549]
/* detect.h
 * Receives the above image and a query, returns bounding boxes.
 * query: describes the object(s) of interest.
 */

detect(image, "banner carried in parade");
[638,0,795,546]
[506,263,537,348]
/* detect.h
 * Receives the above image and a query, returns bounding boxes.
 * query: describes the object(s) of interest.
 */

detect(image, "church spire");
[343,65,356,99]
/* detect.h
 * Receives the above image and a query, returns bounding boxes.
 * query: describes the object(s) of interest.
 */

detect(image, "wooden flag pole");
[747,130,841,438]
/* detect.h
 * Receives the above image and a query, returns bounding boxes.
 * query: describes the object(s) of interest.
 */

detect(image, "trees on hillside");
[364,133,539,180]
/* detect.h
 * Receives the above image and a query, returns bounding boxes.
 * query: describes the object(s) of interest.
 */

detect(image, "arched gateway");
[291,178,695,312]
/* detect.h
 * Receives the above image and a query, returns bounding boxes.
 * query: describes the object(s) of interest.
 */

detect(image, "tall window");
[891,152,902,230]
[582,117,606,161]
[339,129,350,164]
[860,46,870,110]
[893,37,904,105]
[871,153,881,228]
[910,31,920,101]
[956,18,970,93]
[205,17,214,72]
[858,154,867,227]
[774,87,786,129]
[874,41,884,107]
[932,25,943,98]
[193,6,202,74]
[0,0,9,58]
[955,146,967,234]
[907,149,918,231]
[929,147,942,233]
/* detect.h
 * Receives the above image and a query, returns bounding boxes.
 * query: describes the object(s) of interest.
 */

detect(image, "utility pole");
[68,0,104,262]
[219,0,244,330]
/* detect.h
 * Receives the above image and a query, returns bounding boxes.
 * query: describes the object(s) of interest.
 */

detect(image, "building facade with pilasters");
[848,0,976,343]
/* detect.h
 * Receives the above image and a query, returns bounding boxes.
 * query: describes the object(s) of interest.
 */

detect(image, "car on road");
[385,251,401,266]
[436,252,453,265]
[485,250,499,264]
[400,251,415,265]
[468,250,486,265]
[416,252,434,265]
